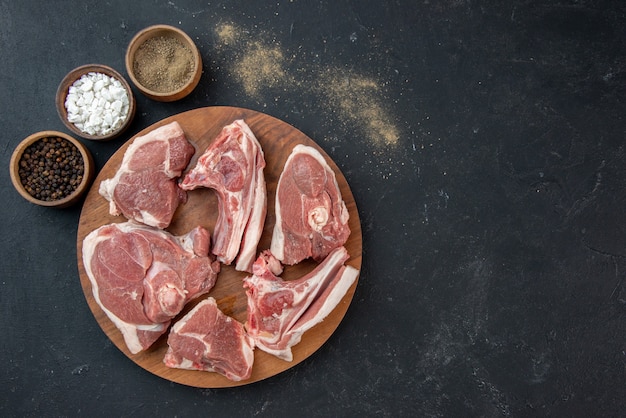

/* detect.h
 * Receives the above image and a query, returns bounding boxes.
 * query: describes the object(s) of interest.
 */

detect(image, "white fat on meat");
[99,121,196,229]
[181,119,267,273]
[270,144,350,265]
[243,247,359,361]
[82,221,220,354]
[164,297,255,382]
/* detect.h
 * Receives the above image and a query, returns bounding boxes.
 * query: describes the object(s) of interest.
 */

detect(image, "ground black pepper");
[18,136,84,201]
[133,35,195,93]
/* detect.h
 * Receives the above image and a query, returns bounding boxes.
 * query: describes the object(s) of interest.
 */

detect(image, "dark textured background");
[1,1,625,416]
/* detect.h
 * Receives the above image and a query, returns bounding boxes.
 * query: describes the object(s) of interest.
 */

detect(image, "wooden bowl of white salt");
[56,64,136,141]
[125,25,203,102]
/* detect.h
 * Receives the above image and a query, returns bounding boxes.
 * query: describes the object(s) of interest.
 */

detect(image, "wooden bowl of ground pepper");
[9,131,95,208]
[125,25,203,102]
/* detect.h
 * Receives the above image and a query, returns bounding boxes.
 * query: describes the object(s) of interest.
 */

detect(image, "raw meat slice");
[82,221,220,354]
[99,121,196,229]
[243,247,359,361]
[270,144,350,265]
[181,119,266,272]
[164,297,255,382]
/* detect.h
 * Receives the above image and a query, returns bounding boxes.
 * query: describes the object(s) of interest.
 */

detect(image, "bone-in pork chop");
[181,119,266,272]
[82,221,220,354]
[164,297,255,381]
[270,144,350,265]
[243,247,359,361]
[99,121,195,229]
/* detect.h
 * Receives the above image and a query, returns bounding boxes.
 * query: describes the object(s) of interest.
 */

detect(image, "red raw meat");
[99,121,195,229]
[243,247,359,361]
[270,144,350,265]
[181,119,266,272]
[164,297,255,382]
[82,222,220,354]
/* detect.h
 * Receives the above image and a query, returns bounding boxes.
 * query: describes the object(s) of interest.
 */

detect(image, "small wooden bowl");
[10,131,95,208]
[125,25,202,102]
[56,64,136,141]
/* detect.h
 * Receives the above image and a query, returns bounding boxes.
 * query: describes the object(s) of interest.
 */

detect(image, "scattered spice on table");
[18,137,84,201]
[133,35,195,92]
[214,22,400,148]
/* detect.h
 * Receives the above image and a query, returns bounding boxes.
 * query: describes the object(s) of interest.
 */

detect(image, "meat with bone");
[181,119,266,272]
[99,121,195,229]
[82,221,220,354]
[243,247,359,361]
[270,144,350,265]
[164,297,255,382]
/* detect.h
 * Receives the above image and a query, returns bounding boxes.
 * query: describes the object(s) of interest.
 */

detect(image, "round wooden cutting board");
[76,106,362,388]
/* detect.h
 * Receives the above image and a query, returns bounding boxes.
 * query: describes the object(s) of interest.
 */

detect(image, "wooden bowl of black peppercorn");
[9,130,95,208]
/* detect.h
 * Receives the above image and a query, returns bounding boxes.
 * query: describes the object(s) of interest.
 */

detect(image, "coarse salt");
[65,72,130,136]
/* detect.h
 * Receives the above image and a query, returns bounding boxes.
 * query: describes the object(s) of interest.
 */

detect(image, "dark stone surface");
[1,1,624,416]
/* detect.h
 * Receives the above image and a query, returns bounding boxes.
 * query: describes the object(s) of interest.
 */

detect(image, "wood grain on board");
[76,106,362,388]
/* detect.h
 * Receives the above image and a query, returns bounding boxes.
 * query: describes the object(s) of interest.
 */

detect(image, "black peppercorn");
[18,137,85,202]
